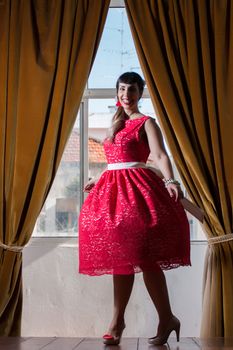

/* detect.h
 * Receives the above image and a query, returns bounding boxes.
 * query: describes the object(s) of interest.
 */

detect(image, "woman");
[79,72,190,345]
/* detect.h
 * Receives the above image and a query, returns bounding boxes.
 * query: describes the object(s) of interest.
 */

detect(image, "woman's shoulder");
[143,116,158,124]
[132,115,158,128]
[141,115,151,120]
[138,114,157,122]
[144,116,161,131]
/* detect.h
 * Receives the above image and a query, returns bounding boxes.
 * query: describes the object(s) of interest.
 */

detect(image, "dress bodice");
[103,116,150,163]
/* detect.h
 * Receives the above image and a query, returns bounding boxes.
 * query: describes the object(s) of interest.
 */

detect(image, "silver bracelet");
[163,178,181,188]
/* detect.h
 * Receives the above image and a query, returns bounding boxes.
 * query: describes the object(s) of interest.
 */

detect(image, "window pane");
[88,8,143,88]
[33,114,80,237]
[88,100,112,180]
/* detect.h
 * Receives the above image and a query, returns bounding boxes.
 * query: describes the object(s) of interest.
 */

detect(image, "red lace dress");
[79,116,190,276]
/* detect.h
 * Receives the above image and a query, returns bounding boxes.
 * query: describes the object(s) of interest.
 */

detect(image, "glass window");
[88,99,111,179]
[33,113,80,237]
[33,5,206,240]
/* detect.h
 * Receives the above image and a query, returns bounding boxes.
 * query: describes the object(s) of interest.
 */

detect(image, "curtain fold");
[0,0,110,336]
[125,0,233,337]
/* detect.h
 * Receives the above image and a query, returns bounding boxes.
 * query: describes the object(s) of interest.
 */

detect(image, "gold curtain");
[125,0,233,337]
[0,0,109,336]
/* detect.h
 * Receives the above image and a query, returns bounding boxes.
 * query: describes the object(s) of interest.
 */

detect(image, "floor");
[0,337,233,350]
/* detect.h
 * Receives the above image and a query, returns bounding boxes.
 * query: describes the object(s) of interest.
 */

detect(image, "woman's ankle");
[109,316,125,331]
[158,313,174,329]
[112,311,125,323]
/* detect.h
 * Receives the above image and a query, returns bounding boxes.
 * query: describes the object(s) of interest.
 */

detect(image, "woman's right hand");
[83,178,97,193]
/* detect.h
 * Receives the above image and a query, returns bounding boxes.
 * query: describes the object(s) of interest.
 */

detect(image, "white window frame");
[110,0,125,8]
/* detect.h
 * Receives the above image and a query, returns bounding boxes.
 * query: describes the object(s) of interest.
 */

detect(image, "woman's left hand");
[166,184,184,201]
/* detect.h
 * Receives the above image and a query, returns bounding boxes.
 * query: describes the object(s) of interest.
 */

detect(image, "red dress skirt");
[79,116,191,276]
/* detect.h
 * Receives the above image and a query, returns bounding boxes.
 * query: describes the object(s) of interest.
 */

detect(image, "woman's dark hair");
[108,72,145,141]
[116,72,145,97]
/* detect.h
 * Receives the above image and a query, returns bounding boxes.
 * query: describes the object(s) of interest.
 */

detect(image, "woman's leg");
[143,266,173,334]
[107,274,135,335]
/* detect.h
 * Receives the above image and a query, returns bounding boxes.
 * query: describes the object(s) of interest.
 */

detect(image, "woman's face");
[117,82,141,110]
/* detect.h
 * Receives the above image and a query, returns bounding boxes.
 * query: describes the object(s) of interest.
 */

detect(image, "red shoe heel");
[103,324,125,345]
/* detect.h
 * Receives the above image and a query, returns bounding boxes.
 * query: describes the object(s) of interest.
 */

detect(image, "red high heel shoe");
[103,324,125,345]
[148,315,180,345]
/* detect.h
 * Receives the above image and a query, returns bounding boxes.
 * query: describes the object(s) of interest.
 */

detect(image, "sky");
[86,8,156,116]
[88,8,144,88]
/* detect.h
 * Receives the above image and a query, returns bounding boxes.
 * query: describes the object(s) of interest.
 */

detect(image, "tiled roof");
[61,128,106,163]
[88,138,106,163]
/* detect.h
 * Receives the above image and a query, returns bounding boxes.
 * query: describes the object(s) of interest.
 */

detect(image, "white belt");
[107,162,147,170]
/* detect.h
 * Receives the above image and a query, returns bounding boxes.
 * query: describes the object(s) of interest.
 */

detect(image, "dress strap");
[131,116,151,141]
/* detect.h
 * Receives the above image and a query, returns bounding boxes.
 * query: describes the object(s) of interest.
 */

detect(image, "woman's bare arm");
[144,118,181,201]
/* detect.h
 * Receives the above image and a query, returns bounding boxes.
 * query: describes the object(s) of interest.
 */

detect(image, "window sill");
[25,236,207,249]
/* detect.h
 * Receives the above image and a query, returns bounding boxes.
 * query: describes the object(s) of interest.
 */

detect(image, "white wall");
[22,238,207,337]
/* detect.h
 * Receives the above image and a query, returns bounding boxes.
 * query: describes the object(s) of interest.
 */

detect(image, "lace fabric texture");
[79,116,191,276]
